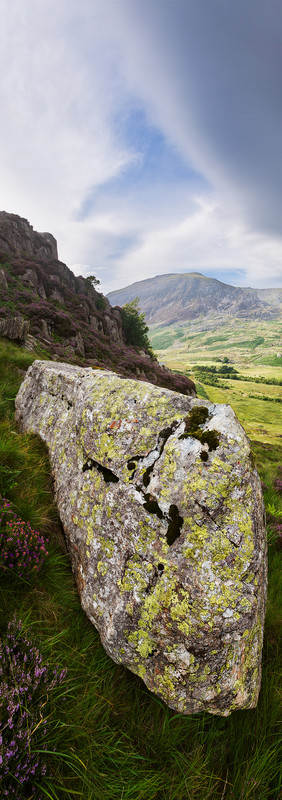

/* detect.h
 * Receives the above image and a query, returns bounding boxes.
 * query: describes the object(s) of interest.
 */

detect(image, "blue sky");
[1,0,282,292]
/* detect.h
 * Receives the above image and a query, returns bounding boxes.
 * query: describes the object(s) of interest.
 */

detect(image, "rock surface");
[0,316,29,342]
[15,360,267,716]
[0,211,58,260]
[0,268,8,290]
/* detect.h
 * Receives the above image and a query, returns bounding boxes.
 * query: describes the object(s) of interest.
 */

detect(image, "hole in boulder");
[166,504,184,546]
[187,644,208,659]
[61,394,73,409]
[126,453,143,479]
[82,458,119,483]
[157,563,164,572]
[127,460,137,471]
[143,494,164,520]
[143,467,152,487]
[159,420,179,441]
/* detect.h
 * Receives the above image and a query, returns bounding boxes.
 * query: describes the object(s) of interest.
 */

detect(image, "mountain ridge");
[107,272,282,326]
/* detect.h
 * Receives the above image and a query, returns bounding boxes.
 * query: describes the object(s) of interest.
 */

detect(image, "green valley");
[150,318,282,447]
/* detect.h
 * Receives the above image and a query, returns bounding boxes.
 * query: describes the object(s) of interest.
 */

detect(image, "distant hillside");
[256,287,282,311]
[107,272,281,325]
[0,213,195,396]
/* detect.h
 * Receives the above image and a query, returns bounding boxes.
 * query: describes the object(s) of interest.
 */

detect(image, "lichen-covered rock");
[15,360,267,716]
[0,316,29,342]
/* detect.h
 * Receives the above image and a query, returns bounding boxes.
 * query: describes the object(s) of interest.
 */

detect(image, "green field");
[150,318,282,446]
[1,336,281,799]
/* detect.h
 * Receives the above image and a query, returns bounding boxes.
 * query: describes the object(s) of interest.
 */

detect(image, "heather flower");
[1,616,67,798]
[274,522,282,550]
[0,497,48,578]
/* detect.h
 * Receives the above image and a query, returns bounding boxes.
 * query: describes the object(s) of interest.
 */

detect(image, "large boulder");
[15,361,267,716]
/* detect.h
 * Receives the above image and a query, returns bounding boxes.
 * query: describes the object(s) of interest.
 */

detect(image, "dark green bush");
[121,298,153,354]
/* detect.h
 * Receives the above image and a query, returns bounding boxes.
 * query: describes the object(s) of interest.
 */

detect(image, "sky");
[1,0,282,292]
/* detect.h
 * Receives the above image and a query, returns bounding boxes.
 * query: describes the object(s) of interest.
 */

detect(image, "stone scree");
[15,361,267,716]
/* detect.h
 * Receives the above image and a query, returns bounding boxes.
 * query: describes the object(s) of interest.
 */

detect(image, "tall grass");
[0,338,281,799]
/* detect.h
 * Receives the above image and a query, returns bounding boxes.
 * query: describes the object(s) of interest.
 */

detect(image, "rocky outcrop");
[75,332,85,357]
[0,212,196,394]
[0,268,8,290]
[0,212,126,349]
[0,211,58,261]
[0,316,29,342]
[15,360,267,716]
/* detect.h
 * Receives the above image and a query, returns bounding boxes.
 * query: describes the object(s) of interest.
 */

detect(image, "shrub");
[85,274,100,288]
[121,298,153,354]
[96,294,106,311]
[0,616,67,799]
[0,497,48,578]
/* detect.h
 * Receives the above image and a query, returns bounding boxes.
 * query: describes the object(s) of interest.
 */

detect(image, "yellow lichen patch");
[99,537,115,558]
[133,518,161,555]
[154,666,176,700]
[128,629,155,658]
[97,561,108,576]
[86,521,95,546]
[126,601,134,616]
[160,445,178,488]
[132,662,146,680]
[118,557,153,595]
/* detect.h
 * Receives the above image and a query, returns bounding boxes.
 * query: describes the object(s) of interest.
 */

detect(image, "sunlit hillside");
[150,318,282,447]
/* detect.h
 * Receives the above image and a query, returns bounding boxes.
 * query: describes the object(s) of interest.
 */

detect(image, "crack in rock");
[82,458,119,483]
[166,504,184,546]
[125,421,185,546]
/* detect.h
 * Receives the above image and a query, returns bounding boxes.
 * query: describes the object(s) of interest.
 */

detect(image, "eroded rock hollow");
[15,361,267,715]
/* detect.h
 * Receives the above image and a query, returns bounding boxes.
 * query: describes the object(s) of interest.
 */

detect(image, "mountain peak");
[108,273,281,325]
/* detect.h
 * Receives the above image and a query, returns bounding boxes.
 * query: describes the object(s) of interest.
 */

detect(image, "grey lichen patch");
[15,360,267,716]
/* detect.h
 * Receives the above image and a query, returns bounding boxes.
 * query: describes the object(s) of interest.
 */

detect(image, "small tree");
[121,298,153,354]
[85,275,100,289]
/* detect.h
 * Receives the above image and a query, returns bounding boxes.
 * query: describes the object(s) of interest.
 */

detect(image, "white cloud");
[0,0,133,250]
[0,0,282,292]
[106,198,282,292]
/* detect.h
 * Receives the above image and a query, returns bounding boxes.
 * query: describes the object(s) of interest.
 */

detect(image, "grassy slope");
[1,337,281,800]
